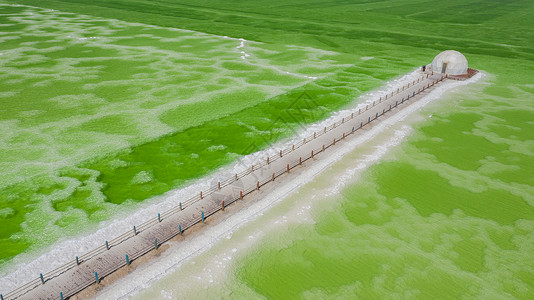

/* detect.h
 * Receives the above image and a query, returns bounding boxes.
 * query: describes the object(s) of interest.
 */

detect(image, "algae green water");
[1,0,534,297]
[232,70,534,298]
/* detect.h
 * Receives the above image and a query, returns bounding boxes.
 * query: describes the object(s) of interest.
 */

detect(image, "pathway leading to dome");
[3,51,478,300]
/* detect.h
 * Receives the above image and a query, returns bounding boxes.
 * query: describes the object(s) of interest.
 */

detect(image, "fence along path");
[2,72,448,300]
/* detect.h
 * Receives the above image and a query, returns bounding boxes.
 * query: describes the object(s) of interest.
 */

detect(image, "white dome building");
[430,50,468,75]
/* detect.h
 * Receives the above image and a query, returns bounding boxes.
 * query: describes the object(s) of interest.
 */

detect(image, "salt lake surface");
[1,0,533,298]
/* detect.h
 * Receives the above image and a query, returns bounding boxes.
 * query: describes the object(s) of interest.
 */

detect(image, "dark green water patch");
[372,162,534,226]
[413,113,508,171]
[451,235,487,273]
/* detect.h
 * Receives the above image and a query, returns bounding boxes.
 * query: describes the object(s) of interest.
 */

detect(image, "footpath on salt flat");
[11,71,451,300]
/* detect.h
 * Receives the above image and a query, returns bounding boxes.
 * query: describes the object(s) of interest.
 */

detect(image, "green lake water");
[1,0,534,298]
[234,68,534,298]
